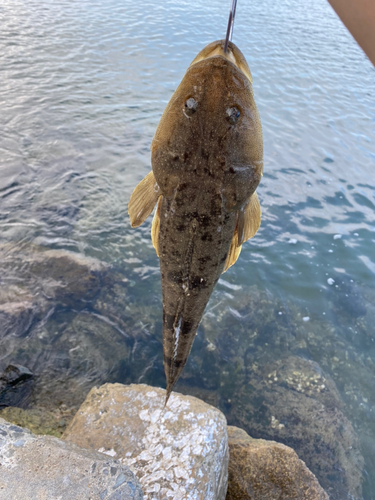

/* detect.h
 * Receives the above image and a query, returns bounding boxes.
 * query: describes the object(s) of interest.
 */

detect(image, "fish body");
[128,40,263,403]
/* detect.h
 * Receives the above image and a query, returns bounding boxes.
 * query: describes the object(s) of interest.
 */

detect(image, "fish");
[128,39,263,404]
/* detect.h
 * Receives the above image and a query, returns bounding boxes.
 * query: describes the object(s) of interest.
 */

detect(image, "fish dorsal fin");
[222,192,261,273]
[151,196,162,257]
[237,191,261,246]
[128,171,161,228]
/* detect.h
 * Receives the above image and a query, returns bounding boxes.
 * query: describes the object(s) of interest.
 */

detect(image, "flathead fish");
[128,39,263,403]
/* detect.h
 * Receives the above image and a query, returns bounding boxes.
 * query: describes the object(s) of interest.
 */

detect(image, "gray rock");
[0,364,33,386]
[63,383,229,500]
[226,426,329,500]
[0,364,34,409]
[0,418,143,500]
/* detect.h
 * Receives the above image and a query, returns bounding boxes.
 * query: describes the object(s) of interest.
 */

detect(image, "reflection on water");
[0,0,374,497]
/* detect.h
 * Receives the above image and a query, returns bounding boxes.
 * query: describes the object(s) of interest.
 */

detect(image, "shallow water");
[1,0,375,497]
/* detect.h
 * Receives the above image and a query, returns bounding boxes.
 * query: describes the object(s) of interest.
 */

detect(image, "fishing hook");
[224,0,238,53]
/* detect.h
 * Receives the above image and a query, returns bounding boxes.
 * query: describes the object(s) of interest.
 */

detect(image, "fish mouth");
[189,39,253,84]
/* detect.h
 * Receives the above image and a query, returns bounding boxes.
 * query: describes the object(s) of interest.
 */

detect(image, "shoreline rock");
[63,383,229,500]
[0,418,143,500]
[226,426,329,500]
[228,356,364,500]
[0,383,333,500]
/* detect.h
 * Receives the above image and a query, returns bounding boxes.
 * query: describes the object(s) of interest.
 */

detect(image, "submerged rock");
[24,311,131,411]
[0,406,68,437]
[228,356,364,500]
[226,426,328,500]
[0,418,143,500]
[0,244,109,313]
[0,299,35,339]
[0,245,110,381]
[326,274,367,320]
[26,248,109,307]
[63,383,228,500]
[0,364,34,409]
[0,364,33,387]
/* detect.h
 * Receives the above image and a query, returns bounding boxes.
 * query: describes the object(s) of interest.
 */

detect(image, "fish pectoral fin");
[237,191,262,246]
[222,192,261,274]
[128,171,161,228]
[151,196,162,257]
[223,235,242,273]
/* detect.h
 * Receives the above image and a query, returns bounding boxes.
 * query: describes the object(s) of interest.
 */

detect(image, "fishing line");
[224,0,238,53]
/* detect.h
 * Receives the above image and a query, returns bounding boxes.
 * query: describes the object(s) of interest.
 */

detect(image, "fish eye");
[184,97,198,117]
[226,106,241,124]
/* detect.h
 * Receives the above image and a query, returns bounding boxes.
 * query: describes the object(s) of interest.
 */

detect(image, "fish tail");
[164,383,173,408]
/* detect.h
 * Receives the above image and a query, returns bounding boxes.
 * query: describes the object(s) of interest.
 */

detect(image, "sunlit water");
[1,0,375,497]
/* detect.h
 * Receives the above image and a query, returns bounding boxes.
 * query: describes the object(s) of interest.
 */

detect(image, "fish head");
[151,40,263,212]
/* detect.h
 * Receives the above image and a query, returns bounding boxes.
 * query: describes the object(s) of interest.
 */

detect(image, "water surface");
[0,0,375,497]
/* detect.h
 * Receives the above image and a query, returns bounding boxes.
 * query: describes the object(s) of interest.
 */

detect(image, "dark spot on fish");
[175,197,185,207]
[164,355,172,367]
[201,150,209,161]
[199,256,212,264]
[201,232,213,242]
[229,166,235,173]
[164,313,175,332]
[167,271,182,285]
[200,216,211,228]
[173,155,179,161]
[181,320,193,336]
[190,275,207,289]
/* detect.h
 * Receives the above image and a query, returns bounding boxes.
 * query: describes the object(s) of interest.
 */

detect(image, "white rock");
[63,383,228,500]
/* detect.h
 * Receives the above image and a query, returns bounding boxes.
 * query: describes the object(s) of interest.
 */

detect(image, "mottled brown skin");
[150,40,263,401]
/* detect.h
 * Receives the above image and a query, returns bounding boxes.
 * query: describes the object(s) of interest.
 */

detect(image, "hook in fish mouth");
[189,39,253,85]
[224,0,238,53]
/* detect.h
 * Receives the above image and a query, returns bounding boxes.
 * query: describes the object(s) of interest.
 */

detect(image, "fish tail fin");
[162,310,198,407]
[128,171,161,227]
[164,383,173,408]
